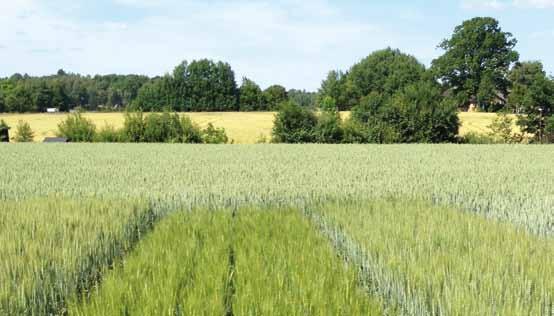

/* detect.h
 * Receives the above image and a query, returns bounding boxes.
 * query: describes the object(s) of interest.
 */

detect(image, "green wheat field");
[1,144,553,315]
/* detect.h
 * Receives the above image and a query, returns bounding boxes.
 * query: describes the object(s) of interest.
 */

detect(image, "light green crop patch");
[0,198,156,316]
[316,199,554,316]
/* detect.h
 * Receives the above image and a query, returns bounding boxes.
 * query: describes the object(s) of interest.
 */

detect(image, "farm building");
[46,108,60,113]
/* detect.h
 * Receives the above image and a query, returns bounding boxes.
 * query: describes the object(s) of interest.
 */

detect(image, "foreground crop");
[0,198,157,315]
[70,208,383,315]
[314,200,554,315]
[2,144,554,315]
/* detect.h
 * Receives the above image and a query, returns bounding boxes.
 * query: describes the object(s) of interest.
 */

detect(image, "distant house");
[46,108,60,113]
[43,137,68,143]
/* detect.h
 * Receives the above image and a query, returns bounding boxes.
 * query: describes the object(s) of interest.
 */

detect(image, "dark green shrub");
[118,111,210,143]
[366,120,401,143]
[342,119,370,144]
[263,85,288,110]
[57,112,96,142]
[202,123,229,144]
[143,112,182,143]
[319,96,337,112]
[385,81,459,143]
[349,82,459,143]
[13,121,34,142]
[351,92,384,124]
[94,124,127,143]
[123,111,146,142]
[143,114,165,142]
[239,78,264,111]
[272,101,317,143]
[314,111,343,143]
[180,116,203,143]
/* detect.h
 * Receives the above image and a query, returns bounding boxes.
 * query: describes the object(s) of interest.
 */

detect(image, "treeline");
[2,16,554,143]
[0,60,316,113]
[0,70,148,113]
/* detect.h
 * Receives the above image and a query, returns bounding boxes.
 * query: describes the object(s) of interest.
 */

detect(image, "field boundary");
[302,205,430,316]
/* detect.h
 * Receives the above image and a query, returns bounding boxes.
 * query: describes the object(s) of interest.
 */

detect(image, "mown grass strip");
[232,208,384,315]
[315,199,554,315]
[68,210,231,315]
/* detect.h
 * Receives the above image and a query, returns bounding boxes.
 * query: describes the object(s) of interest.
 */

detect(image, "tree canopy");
[508,61,554,140]
[263,85,288,110]
[432,17,519,111]
[319,48,425,110]
[239,78,264,111]
[272,101,318,143]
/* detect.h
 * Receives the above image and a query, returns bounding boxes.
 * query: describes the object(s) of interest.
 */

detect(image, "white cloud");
[0,0,384,90]
[513,0,554,8]
[461,0,508,10]
[462,0,554,9]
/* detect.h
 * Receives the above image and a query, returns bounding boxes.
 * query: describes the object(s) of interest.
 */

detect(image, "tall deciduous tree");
[185,59,238,111]
[319,48,425,110]
[349,48,425,99]
[133,79,166,111]
[6,85,33,113]
[432,17,519,111]
[288,89,316,108]
[263,85,288,110]
[0,89,5,113]
[508,61,554,141]
[387,81,460,143]
[239,78,264,111]
[272,101,318,143]
[319,71,342,100]
[347,82,459,143]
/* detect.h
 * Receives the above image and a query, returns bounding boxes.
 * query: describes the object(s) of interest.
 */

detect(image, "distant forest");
[0,60,316,113]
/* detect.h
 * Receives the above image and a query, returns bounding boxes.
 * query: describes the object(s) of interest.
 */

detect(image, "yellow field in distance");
[0,111,511,144]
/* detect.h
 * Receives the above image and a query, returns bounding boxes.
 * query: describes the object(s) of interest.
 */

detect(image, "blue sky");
[1,0,553,91]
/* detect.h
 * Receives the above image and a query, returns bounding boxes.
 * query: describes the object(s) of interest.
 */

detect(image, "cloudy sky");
[1,0,553,90]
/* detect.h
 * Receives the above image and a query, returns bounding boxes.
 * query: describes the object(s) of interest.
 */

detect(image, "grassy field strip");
[0,111,504,143]
[232,208,384,315]
[69,210,231,316]
[313,200,554,315]
[0,198,158,315]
